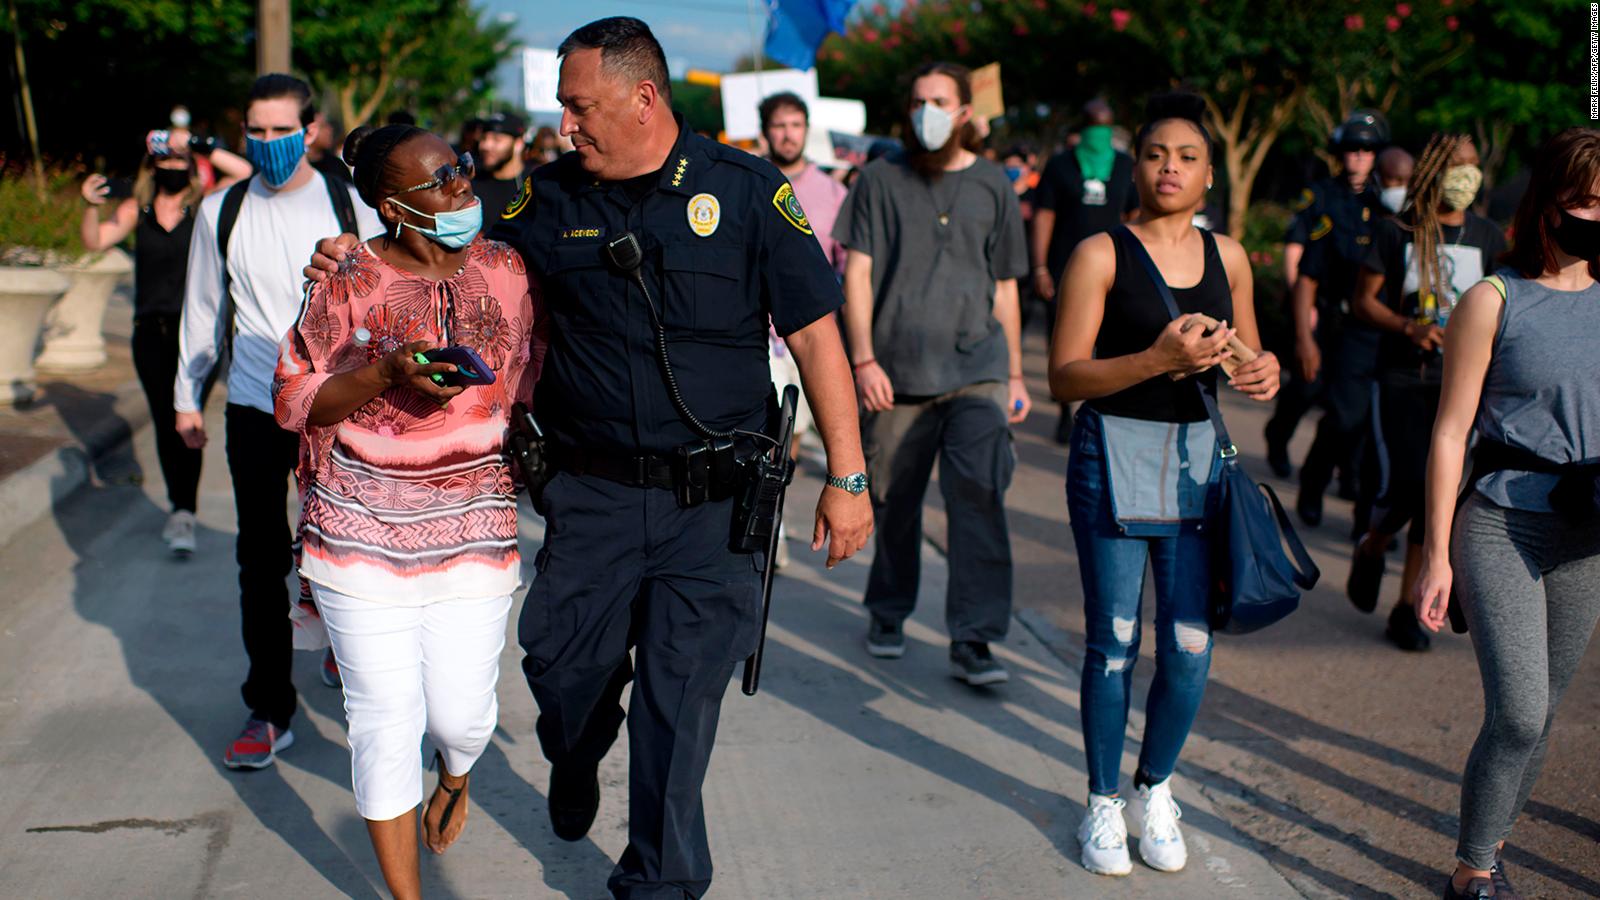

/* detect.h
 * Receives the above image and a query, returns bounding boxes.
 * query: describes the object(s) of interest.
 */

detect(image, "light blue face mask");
[245,130,307,188]
[390,198,482,249]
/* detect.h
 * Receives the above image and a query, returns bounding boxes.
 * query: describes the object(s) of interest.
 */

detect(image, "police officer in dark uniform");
[305,18,872,899]
[1263,111,1389,530]
[495,18,870,900]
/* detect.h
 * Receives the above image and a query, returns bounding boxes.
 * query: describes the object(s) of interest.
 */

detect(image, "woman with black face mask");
[1411,127,1600,900]
[80,130,251,557]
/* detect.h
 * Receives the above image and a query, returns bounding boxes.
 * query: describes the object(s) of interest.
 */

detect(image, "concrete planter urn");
[0,267,71,405]
[35,248,132,372]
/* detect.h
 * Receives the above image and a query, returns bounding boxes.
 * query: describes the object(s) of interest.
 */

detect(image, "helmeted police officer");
[1264,110,1389,529]
[491,18,872,899]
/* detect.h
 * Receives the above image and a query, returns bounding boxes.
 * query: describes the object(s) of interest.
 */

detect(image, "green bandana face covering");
[1075,125,1115,183]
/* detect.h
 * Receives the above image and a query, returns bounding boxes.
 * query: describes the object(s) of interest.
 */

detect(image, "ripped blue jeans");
[1067,407,1214,796]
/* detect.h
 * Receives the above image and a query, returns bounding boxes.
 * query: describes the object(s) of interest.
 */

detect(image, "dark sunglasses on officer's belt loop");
[392,152,475,197]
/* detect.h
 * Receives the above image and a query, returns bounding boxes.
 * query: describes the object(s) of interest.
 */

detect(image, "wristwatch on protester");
[826,472,869,495]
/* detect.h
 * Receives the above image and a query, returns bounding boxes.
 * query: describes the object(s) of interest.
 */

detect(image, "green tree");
[2,0,515,168]
[294,0,516,130]
[1413,0,1582,196]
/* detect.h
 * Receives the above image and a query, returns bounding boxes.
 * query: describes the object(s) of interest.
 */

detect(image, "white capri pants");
[312,584,513,822]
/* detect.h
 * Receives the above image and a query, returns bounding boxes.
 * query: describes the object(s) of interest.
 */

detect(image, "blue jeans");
[1067,407,1214,796]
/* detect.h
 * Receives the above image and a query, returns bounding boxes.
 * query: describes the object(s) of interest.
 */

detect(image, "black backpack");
[213,171,359,361]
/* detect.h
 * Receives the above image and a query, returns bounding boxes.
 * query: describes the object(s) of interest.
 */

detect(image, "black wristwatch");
[825,472,869,495]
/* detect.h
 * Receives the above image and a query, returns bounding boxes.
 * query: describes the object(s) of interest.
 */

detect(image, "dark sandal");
[425,750,469,851]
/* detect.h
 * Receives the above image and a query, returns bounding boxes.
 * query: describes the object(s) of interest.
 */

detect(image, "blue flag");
[764,0,855,71]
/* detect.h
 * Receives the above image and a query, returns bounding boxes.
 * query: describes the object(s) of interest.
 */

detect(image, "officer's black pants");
[519,471,762,900]
[224,403,301,731]
[1298,326,1379,498]
[861,381,1016,642]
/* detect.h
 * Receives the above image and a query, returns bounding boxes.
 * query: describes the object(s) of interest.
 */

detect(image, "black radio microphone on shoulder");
[604,231,644,273]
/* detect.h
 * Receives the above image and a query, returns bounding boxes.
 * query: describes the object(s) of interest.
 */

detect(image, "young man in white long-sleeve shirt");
[175,74,380,770]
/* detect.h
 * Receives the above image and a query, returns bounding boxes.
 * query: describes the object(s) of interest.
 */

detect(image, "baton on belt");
[742,384,799,697]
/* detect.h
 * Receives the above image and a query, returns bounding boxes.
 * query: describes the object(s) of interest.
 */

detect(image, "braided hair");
[342,124,427,235]
[1399,133,1467,319]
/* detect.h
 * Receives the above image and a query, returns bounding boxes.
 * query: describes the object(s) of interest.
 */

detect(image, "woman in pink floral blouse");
[273,123,545,899]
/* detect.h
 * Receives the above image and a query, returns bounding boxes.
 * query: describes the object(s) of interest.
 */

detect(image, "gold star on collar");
[671,156,689,187]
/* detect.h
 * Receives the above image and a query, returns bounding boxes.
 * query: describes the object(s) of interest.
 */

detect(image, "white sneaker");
[1137,779,1188,872]
[163,510,197,557]
[1077,794,1132,876]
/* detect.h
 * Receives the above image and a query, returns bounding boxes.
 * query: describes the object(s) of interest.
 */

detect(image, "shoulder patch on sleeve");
[1309,214,1333,241]
[773,182,812,235]
[501,175,532,220]
[1292,187,1316,212]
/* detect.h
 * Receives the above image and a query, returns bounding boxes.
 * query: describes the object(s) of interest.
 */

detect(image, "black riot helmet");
[1331,109,1389,153]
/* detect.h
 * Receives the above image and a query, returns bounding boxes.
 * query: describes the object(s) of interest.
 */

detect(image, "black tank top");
[133,204,195,319]
[1087,227,1233,423]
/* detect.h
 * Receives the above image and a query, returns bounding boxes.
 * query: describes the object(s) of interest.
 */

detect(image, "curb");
[0,377,152,549]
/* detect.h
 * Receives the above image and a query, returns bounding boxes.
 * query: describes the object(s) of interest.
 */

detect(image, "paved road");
[0,383,1296,897]
[1,321,1595,898]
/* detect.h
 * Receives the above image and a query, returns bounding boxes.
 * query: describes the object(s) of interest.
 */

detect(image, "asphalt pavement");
[0,316,1595,899]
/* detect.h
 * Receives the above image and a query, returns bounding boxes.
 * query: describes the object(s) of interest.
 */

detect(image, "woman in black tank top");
[1044,94,1281,878]
[81,138,248,555]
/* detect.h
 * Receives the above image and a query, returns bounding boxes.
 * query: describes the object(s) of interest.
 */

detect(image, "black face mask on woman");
[153,168,191,194]
[1553,209,1600,261]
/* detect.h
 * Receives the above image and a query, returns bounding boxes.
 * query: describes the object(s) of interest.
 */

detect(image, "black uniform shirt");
[489,117,843,455]
[1289,176,1386,321]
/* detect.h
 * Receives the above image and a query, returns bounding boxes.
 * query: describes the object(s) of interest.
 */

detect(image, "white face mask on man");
[1380,185,1407,214]
[911,102,955,152]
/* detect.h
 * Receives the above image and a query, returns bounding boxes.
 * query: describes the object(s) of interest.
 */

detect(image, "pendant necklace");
[927,165,969,227]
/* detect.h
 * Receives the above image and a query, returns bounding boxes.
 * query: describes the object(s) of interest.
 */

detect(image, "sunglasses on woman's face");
[392,152,475,196]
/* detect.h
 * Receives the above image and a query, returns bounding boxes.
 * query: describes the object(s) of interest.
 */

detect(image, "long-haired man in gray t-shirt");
[832,61,1031,685]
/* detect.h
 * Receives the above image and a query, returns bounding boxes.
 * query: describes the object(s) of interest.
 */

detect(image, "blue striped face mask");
[246,130,307,188]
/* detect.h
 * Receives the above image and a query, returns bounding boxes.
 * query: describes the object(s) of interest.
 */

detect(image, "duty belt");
[548,444,676,490]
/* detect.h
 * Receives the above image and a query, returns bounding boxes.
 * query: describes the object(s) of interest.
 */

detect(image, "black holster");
[509,403,550,503]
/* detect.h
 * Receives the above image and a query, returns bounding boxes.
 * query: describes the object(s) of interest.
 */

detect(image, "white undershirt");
[175,172,381,414]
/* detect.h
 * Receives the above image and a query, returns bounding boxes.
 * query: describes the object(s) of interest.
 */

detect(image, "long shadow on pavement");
[48,393,620,898]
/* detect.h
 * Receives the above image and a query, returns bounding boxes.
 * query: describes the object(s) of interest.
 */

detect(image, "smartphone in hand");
[419,345,495,388]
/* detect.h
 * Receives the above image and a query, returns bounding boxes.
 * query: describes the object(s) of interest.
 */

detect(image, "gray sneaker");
[865,617,905,658]
[163,510,196,557]
[949,641,1009,686]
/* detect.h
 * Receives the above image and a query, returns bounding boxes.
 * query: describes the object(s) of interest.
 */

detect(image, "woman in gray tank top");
[1413,128,1600,900]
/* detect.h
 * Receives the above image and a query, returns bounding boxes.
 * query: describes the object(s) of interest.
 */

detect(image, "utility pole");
[257,0,291,75]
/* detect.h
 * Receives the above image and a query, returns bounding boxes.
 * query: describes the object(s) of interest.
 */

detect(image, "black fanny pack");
[1470,439,1600,522]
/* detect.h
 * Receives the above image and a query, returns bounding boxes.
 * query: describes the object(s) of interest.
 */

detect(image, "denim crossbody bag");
[1096,411,1219,537]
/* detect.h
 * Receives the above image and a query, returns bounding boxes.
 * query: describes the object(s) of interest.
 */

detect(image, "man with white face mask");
[1378,146,1415,215]
[834,61,1030,685]
[174,73,381,770]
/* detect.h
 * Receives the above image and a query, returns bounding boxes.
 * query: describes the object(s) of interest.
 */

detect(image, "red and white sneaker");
[222,718,294,770]
[320,649,341,688]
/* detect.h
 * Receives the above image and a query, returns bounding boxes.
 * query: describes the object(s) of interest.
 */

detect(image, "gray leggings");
[1452,493,1600,869]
